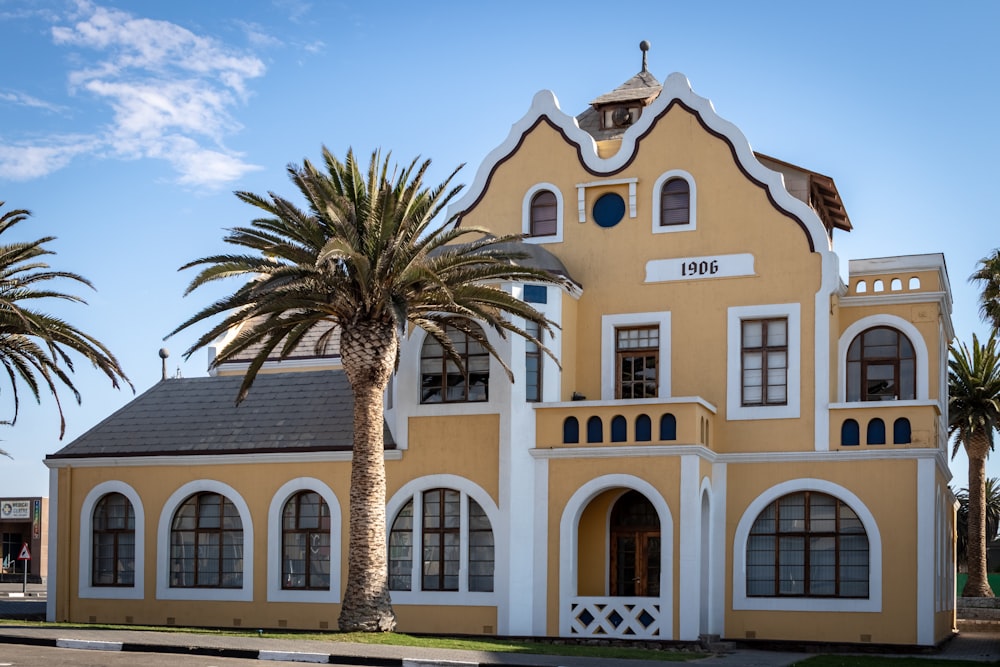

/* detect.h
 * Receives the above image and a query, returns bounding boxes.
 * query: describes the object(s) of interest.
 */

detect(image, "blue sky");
[0,0,996,498]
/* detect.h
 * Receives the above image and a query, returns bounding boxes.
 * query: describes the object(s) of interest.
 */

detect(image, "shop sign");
[0,500,30,520]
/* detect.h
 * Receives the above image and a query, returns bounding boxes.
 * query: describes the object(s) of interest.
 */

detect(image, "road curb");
[56,638,123,651]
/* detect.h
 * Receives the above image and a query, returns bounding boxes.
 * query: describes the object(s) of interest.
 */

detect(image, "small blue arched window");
[840,419,860,446]
[611,416,627,442]
[587,417,603,444]
[893,418,911,445]
[659,414,677,441]
[563,417,579,444]
[635,414,652,442]
[867,418,886,445]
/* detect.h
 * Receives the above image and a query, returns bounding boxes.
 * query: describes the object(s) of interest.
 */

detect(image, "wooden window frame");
[420,323,490,404]
[846,327,916,401]
[615,326,659,399]
[280,491,331,591]
[659,178,690,226]
[529,190,558,237]
[169,492,243,589]
[741,318,788,407]
[92,492,135,587]
[747,491,869,599]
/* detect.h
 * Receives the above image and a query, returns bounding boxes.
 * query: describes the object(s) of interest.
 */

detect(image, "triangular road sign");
[17,543,30,560]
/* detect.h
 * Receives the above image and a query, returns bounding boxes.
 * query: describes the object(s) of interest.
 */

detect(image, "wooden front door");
[609,491,660,597]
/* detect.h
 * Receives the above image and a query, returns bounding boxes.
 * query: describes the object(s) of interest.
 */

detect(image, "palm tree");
[971,250,1000,329]
[170,147,566,631]
[0,202,132,438]
[949,331,1000,597]
[955,477,1000,573]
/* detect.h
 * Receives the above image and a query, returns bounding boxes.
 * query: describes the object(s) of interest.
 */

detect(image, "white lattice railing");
[568,596,663,639]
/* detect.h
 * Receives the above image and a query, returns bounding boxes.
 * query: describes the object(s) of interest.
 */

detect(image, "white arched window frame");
[385,474,500,605]
[651,170,696,234]
[78,481,145,600]
[522,183,564,243]
[266,478,342,603]
[732,479,882,612]
[156,479,254,602]
[836,315,929,403]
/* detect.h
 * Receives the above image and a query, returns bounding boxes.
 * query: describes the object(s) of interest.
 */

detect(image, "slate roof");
[46,370,394,460]
[576,70,663,141]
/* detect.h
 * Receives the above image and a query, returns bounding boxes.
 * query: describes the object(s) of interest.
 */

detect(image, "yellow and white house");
[45,62,957,647]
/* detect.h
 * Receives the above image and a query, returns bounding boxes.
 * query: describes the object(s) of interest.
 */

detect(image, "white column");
[916,457,935,645]
[678,455,701,640]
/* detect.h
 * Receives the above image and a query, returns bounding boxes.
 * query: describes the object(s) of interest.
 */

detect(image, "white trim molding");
[558,474,674,639]
[266,478,342,603]
[651,169,697,233]
[385,474,500,606]
[836,314,930,403]
[156,480,254,602]
[727,303,801,420]
[78,481,146,600]
[523,182,564,244]
[732,478,882,612]
[601,311,672,401]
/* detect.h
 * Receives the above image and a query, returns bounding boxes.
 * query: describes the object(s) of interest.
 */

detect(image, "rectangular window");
[616,326,659,399]
[525,320,542,402]
[741,318,787,406]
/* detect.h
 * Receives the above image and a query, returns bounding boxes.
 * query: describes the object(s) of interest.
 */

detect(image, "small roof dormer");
[576,41,662,141]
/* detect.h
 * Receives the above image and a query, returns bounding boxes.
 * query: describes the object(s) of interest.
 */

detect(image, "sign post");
[16,543,30,594]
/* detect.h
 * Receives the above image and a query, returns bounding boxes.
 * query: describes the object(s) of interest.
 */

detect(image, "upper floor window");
[281,491,331,590]
[747,491,869,598]
[616,326,659,399]
[660,178,690,226]
[529,190,558,237]
[525,320,542,402]
[846,327,915,401]
[92,493,135,587]
[389,488,494,593]
[420,323,489,403]
[741,318,788,406]
[170,492,243,589]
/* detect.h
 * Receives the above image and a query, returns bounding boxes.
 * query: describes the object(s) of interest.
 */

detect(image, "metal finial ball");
[159,347,170,359]
[640,40,651,52]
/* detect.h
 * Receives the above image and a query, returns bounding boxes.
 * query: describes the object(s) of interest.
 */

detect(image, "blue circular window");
[593,193,625,228]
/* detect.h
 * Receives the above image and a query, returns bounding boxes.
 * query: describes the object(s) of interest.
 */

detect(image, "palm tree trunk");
[963,432,995,597]
[337,322,398,631]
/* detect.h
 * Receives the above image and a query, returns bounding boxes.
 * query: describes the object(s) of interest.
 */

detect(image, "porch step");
[699,634,737,653]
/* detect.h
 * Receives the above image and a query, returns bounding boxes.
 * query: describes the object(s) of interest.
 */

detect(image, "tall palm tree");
[971,250,1000,329]
[955,477,1000,573]
[170,147,566,631]
[949,331,1000,597]
[0,202,132,438]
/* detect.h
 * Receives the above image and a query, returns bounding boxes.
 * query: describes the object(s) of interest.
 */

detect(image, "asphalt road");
[0,599,42,622]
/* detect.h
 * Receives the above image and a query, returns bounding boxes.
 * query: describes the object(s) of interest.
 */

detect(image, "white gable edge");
[448,72,830,254]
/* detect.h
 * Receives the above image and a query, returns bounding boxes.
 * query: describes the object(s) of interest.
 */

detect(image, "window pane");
[742,321,763,348]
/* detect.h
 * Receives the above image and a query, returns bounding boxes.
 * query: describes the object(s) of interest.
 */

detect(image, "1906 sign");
[645,253,755,283]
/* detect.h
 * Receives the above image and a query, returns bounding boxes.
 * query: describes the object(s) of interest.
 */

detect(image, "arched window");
[867,418,886,445]
[840,419,860,446]
[529,190,558,237]
[846,327,915,401]
[659,413,676,441]
[170,492,243,588]
[389,488,494,593]
[893,418,912,445]
[563,417,579,444]
[281,491,331,590]
[92,493,135,586]
[660,178,690,226]
[420,323,490,403]
[587,416,603,443]
[746,491,869,598]
[611,415,627,442]
[635,414,652,442]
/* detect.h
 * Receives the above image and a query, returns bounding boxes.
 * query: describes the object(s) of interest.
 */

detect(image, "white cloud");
[0,91,66,114]
[0,137,98,181]
[0,1,268,188]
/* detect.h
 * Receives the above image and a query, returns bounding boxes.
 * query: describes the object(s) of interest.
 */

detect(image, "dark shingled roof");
[47,370,394,460]
[576,70,663,142]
